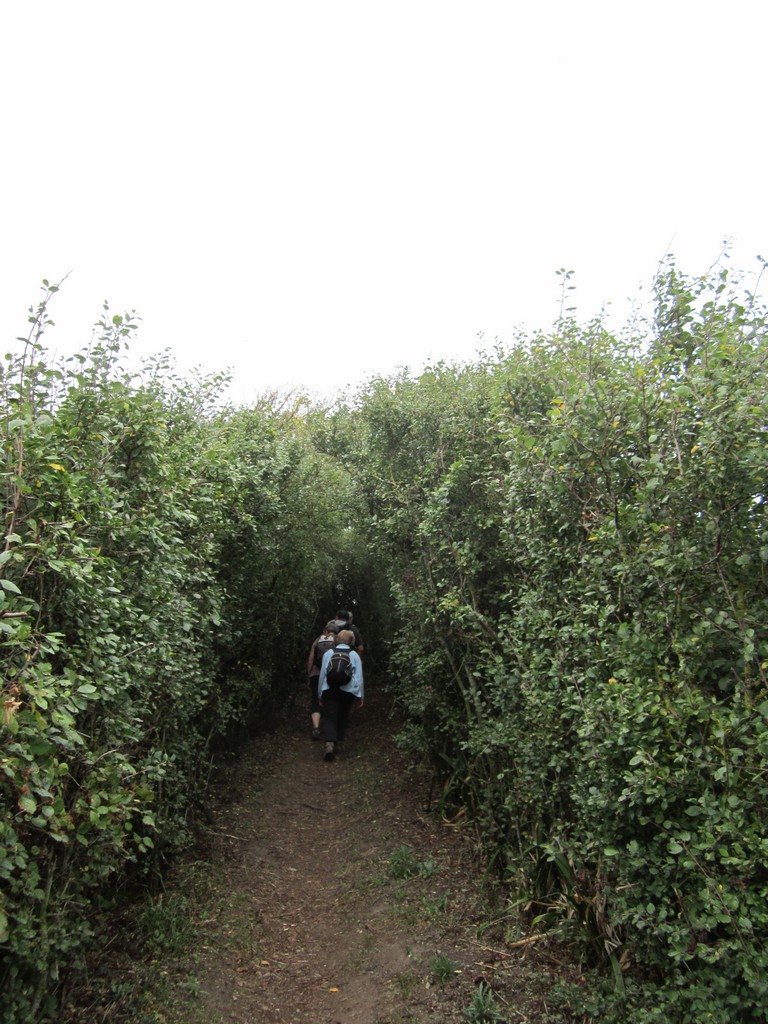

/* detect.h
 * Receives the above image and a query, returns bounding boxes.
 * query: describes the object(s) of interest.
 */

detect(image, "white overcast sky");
[2,1,766,404]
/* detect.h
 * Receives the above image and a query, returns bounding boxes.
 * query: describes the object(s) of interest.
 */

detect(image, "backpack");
[325,648,354,687]
[314,634,336,669]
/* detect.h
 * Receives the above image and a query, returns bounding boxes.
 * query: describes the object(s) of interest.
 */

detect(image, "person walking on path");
[330,609,365,656]
[318,628,363,761]
[306,622,339,740]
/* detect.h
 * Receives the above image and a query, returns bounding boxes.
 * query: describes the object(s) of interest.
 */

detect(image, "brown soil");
[71,685,576,1023]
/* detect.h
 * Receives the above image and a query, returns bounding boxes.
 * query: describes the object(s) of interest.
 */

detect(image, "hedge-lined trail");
[80,685,572,1024]
[6,266,768,1021]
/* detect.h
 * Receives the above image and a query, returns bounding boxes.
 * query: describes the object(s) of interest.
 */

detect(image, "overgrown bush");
[0,284,367,1021]
[339,260,768,1021]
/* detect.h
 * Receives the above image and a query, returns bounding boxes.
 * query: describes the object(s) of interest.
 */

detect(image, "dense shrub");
[339,261,768,1021]
[0,286,365,1021]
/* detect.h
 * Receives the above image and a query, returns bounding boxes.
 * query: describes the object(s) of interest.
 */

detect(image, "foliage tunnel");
[2,261,768,1023]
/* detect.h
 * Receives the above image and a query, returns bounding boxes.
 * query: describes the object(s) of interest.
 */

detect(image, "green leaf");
[19,794,37,815]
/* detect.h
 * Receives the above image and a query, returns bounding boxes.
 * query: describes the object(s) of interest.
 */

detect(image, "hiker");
[318,628,363,762]
[306,621,339,740]
[331,608,365,656]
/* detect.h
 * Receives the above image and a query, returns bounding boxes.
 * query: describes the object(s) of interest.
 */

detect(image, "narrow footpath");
[104,686,574,1024]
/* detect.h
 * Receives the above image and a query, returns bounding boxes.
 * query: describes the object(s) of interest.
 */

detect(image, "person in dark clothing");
[331,609,364,656]
[306,621,339,740]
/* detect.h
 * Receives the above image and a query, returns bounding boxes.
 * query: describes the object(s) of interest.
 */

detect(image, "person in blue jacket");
[318,628,364,761]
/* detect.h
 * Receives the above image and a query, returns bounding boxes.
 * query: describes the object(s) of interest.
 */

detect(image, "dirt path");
[100,686,572,1024]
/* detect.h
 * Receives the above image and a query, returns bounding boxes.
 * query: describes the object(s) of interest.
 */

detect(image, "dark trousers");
[309,674,321,714]
[321,689,356,743]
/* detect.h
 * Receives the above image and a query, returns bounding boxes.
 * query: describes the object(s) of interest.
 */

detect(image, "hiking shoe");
[311,727,321,740]
[323,742,335,762]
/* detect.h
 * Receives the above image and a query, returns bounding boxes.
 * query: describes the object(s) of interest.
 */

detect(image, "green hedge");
[0,286,364,1021]
[339,262,768,1021]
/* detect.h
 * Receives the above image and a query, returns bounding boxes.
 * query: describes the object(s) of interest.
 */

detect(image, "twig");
[206,828,248,841]
[506,931,555,949]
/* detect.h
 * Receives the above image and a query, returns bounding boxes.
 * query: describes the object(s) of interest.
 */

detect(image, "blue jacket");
[318,644,364,701]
